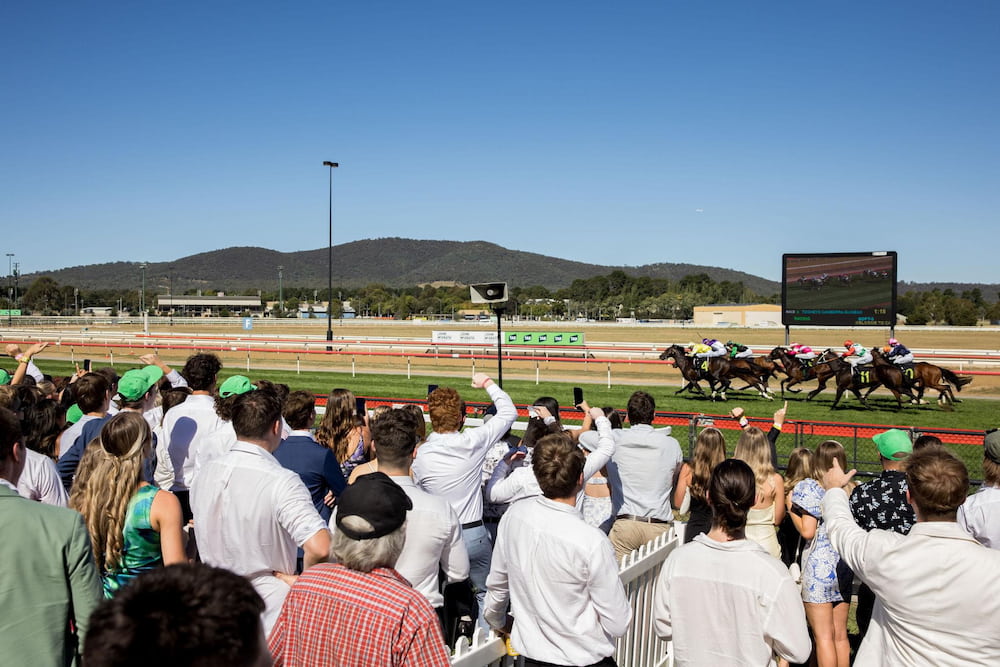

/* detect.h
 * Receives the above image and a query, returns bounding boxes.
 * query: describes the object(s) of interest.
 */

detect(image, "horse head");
[659,344,683,360]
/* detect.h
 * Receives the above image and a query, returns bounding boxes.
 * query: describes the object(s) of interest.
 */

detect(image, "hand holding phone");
[573,387,584,407]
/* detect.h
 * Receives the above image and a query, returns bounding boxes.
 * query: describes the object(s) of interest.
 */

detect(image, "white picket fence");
[450,529,681,667]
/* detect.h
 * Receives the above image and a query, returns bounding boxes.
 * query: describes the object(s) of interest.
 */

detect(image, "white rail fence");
[450,529,681,667]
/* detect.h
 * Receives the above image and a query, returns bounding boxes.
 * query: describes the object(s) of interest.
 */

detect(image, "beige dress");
[745,503,781,559]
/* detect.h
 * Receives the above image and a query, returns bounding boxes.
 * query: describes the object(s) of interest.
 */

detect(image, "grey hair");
[331,516,407,572]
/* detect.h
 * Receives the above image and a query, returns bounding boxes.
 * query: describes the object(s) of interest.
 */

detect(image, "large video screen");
[782,252,897,327]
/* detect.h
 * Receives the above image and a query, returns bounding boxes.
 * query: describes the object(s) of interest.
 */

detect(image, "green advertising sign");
[0,310,22,316]
[505,331,585,347]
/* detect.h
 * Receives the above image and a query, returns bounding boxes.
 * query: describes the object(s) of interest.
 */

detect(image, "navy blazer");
[273,434,347,522]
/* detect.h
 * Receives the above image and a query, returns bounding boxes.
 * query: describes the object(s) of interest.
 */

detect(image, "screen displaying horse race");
[781,251,897,327]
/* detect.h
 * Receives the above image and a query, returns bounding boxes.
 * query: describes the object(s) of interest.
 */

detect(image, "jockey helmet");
[702,338,711,345]
[888,338,898,346]
[844,340,853,348]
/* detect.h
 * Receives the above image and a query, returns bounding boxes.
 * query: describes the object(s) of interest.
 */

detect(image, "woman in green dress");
[70,411,185,597]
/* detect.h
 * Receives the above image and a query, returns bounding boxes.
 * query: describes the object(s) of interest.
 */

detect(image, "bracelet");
[738,417,749,428]
[19,356,31,364]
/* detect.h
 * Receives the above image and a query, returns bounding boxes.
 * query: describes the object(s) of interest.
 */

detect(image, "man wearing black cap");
[269,472,451,666]
[958,429,1000,549]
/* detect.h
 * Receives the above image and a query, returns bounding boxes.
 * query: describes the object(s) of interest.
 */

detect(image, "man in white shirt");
[162,353,226,521]
[348,409,469,610]
[411,373,516,627]
[821,445,1000,666]
[191,387,330,636]
[485,434,630,666]
[957,429,1000,548]
[580,391,683,561]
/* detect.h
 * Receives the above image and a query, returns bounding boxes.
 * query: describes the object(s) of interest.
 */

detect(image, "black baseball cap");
[335,472,412,540]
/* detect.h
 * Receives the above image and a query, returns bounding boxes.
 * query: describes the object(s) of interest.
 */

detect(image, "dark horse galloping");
[659,345,773,401]
[870,348,973,406]
[811,353,918,409]
[768,347,837,396]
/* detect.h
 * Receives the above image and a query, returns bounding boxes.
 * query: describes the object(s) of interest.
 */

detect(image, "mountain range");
[22,238,1000,297]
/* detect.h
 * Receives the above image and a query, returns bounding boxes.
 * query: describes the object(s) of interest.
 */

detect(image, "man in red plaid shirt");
[269,472,451,666]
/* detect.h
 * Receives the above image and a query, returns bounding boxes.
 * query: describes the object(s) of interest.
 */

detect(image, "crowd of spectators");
[1,342,999,667]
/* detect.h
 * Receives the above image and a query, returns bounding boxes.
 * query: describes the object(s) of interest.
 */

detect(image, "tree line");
[6,272,999,325]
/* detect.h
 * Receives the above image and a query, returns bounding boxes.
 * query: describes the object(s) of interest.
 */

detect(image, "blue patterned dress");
[103,484,163,598]
[791,478,842,603]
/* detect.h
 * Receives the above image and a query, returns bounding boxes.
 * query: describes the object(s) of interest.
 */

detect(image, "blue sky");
[2,1,998,284]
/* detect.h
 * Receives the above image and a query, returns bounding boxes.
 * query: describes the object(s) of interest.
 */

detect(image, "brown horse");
[659,345,773,401]
[813,353,918,409]
[870,348,973,406]
[768,347,838,396]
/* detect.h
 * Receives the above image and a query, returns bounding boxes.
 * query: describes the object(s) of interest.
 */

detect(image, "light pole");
[323,161,339,350]
[5,253,12,326]
[140,262,147,314]
[277,265,284,317]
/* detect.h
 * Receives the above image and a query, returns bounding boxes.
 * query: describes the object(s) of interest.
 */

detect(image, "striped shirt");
[269,563,450,666]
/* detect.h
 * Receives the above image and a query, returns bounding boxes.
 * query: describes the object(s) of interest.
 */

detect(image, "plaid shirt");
[269,564,450,667]
[849,470,915,534]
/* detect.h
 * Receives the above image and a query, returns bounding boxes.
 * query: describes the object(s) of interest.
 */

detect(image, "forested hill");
[25,238,781,294]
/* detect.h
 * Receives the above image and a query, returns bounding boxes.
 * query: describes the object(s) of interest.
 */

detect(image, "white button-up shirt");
[17,449,68,507]
[411,383,516,525]
[161,394,225,491]
[580,423,683,521]
[653,534,810,666]
[388,475,469,608]
[191,441,328,636]
[823,487,1000,666]
[486,417,615,508]
[958,485,1000,549]
[485,496,631,664]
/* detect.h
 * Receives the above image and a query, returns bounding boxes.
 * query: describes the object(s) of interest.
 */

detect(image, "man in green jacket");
[0,407,101,666]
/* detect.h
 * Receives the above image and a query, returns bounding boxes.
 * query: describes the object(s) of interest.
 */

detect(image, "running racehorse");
[810,353,918,409]
[870,348,973,406]
[659,345,773,401]
[768,347,838,396]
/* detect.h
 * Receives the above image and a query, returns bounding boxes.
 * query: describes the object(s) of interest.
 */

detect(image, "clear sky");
[2,1,998,284]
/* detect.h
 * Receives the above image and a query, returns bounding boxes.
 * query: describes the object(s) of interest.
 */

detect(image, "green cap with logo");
[219,375,257,398]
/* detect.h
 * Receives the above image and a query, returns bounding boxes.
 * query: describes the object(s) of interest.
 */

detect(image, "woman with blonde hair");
[69,411,185,597]
[316,388,370,479]
[673,427,727,543]
[791,440,854,667]
[733,426,785,559]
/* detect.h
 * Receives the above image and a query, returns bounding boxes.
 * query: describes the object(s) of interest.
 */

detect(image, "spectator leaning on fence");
[848,428,916,640]
[821,445,1000,665]
[485,434,631,667]
[957,429,1000,549]
[653,459,811,666]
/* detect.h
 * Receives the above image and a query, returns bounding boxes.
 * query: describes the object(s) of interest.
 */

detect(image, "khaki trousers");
[610,518,672,562]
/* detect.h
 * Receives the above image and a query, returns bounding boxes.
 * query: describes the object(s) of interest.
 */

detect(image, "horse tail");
[941,367,973,391]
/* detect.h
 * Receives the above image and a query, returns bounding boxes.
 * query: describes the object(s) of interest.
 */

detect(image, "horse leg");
[807,378,826,401]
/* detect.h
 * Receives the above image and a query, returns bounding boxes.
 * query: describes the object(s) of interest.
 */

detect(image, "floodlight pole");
[323,161,339,351]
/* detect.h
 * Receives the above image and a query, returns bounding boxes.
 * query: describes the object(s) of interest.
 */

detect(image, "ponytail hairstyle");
[690,427,727,501]
[708,459,756,538]
[69,411,152,573]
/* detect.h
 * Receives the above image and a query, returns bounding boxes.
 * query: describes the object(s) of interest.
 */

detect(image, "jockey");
[842,340,872,373]
[696,338,727,359]
[885,337,914,365]
[726,341,754,359]
[687,341,712,357]
[789,342,816,361]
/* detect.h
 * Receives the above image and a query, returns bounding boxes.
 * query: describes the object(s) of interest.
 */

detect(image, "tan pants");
[610,518,672,563]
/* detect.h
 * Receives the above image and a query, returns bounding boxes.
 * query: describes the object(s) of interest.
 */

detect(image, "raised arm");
[582,410,615,481]
[467,373,517,450]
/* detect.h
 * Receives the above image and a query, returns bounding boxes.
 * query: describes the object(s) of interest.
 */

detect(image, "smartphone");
[527,407,538,419]
[83,359,92,372]
[427,384,439,396]
[573,386,584,407]
[355,397,367,417]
